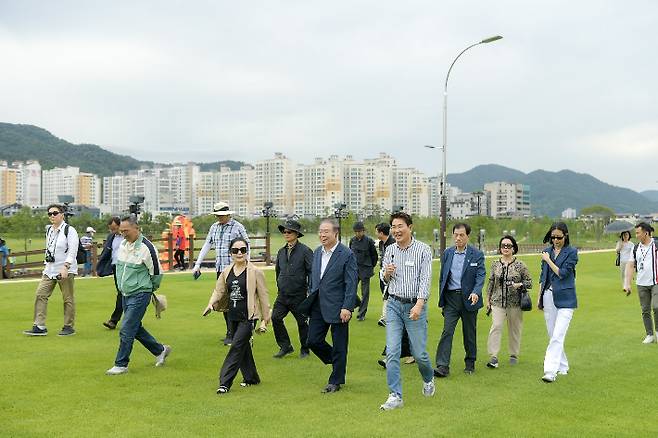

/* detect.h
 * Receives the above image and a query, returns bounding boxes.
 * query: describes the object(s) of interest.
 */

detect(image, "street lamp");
[262,202,276,264]
[440,35,502,255]
[333,203,348,242]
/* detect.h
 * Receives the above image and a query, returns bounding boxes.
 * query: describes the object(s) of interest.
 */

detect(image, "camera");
[45,249,55,263]
[505,280,513,286]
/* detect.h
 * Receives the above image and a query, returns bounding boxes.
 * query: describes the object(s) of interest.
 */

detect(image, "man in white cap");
[193,202,250,345]
[80,226,96,277]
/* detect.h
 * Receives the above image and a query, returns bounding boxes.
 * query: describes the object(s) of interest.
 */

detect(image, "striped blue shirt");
[380,238,433,300]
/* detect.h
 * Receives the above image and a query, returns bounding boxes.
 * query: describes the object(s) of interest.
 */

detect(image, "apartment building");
[42,166,100,207]
[484,182,531,218]
[0,160,42,206]
[255,153,295,215]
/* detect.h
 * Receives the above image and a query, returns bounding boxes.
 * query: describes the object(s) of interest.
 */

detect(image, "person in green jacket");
[106,215,171,375]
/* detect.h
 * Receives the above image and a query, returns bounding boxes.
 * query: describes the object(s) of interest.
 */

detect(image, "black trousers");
[216,270,233,338]
[174,249,185,268]
[307,301,349,385]
[218,319,260,389]
[272,295,309,352]
[356,275,373,319]
[435,291,478,368]
[109,268,123,324]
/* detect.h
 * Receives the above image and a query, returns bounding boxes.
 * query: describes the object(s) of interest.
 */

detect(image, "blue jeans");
[385,299,434,397]
[114,292,163,367]
[84,250,92,275]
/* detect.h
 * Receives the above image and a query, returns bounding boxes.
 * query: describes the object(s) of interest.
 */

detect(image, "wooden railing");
[2,233,271,279]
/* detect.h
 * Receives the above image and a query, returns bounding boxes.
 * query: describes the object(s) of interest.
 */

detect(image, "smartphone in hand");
[202,308,212,316]
[193,271,201,280]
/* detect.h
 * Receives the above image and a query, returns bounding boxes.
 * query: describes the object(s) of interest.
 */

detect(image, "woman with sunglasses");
[485,235,532,369]
[202,237,271,394]
[538,222,578,383]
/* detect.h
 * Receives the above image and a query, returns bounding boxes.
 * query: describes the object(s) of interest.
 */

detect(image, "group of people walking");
[19,200,658,410]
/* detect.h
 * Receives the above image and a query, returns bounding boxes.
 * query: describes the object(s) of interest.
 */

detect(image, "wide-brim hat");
[278,219,304,237]
[211,201,235,216]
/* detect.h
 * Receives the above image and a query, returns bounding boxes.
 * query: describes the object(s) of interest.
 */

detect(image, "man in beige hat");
[192,201,250,345]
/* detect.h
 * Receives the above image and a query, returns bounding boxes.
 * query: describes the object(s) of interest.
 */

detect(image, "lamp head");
[480,35,503,44]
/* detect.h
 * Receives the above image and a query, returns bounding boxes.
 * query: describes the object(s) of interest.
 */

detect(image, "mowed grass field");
[0,251,655,437]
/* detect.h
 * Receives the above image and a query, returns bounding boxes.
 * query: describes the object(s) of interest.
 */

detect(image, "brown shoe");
[103,320,117,330]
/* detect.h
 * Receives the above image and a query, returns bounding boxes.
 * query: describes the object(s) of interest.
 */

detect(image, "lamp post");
[333,203,348,242]
[440,35,502,255]
[262,202,276,264]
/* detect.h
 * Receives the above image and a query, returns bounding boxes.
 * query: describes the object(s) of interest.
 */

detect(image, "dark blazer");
[439,245,486,311]
[96,232,116,277]
[308,243,358,324]
[539,245,578,309]
[275,242,313,298]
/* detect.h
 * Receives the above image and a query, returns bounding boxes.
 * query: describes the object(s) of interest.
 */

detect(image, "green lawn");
[0,251,654,437]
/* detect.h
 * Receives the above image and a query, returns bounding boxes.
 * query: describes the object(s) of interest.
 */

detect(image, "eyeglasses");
[230,247,248,254]
[500,244,514,249]
[47,211,61,217]
[550,235,565,240]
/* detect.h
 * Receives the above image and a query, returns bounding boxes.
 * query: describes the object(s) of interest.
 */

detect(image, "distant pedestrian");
[375,222,395,327]
[23,204,79,337]
[615,231,634,290]
[202,237,271,394]
[539,222,578,383]
[97,217,124,330]
[623,222,658,344]
[485,235,532,369]
[0,238,9,279]
[80,227,96,276]
[271,220,313,359]
[105,216,170,375]
[173,220,187,270]
[192,202,250,346]
[349,221,379,321]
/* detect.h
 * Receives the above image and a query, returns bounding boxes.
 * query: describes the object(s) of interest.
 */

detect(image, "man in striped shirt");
[379,211,435,410]
[192,202,250,345]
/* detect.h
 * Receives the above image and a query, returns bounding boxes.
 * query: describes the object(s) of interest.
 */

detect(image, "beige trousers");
[33,275,75,327]
[487,305,523,358]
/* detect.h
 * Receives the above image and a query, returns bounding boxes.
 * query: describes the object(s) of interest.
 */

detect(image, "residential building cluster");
[1,155,533,219]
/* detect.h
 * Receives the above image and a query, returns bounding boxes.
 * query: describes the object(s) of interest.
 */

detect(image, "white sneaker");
[106,366,128,375]
[541,373,556,383]
[642,335,655,344]
[380,393,404,410]
[422,379,436,397]
[155,345,171,367]
[557,369,569,376]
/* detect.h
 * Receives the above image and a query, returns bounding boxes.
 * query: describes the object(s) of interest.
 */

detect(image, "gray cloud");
[0,0,656,191]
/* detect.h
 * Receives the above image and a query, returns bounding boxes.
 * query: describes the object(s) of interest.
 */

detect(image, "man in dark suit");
[435,222,486,377]
[306,218,358,393]
[97,217,124,330]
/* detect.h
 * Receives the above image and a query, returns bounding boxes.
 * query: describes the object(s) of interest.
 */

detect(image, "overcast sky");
[1,0,656,192]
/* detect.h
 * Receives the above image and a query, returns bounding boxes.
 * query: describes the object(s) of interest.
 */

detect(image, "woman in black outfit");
[202,237,271,394]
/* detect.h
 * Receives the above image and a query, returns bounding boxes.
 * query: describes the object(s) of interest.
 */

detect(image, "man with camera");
[23,204,79,336]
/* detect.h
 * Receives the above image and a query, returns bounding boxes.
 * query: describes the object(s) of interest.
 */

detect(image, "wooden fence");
[3,233,271,279]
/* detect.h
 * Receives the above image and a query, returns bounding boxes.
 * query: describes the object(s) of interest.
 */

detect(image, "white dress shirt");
[320,241,340,279]
[43,223,79,279]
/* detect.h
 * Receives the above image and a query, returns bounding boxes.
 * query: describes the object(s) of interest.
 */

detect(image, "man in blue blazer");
[435,223,486,377]
[306,218,358,393]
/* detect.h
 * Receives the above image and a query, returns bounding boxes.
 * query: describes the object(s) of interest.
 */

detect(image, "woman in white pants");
[538,222,578,383]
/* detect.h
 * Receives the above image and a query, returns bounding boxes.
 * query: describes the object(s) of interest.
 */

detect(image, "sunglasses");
[500,243,514,249]
[47,211,61,217]
[230,247,248,254]
[550,235,565,240]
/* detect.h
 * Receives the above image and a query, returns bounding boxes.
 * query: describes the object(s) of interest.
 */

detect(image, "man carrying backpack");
[624,222,658,344]
[23,204,79,336]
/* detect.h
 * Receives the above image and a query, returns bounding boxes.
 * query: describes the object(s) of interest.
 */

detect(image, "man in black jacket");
[272,219,314,358]
[349,222,379,321]
[97,217,124,329]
